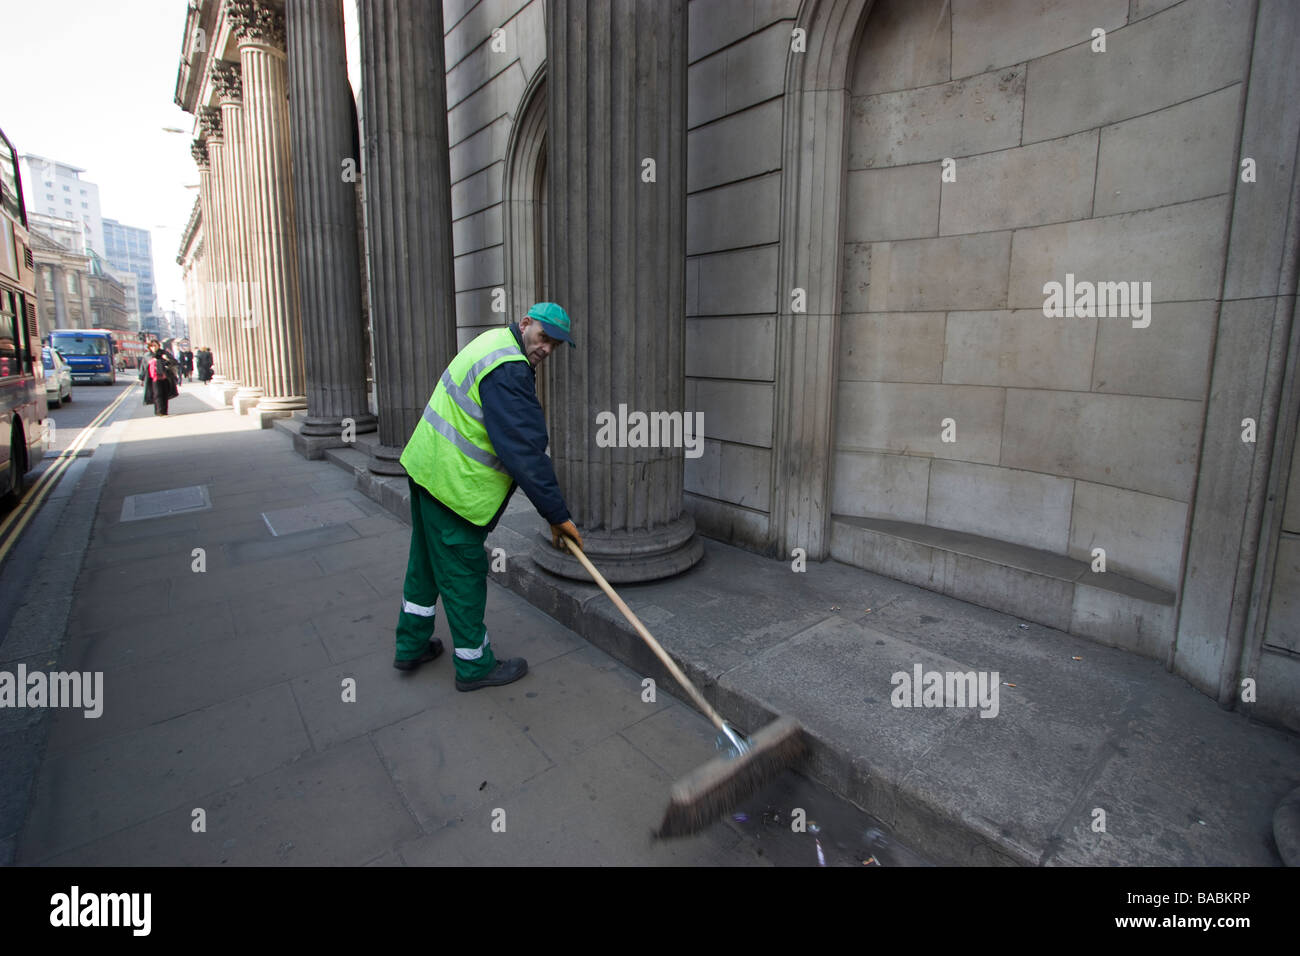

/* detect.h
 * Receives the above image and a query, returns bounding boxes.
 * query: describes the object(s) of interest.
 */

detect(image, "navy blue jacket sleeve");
[479,358,571,528]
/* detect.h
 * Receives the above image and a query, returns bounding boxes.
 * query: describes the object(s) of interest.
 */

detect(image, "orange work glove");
[550,520,583,552]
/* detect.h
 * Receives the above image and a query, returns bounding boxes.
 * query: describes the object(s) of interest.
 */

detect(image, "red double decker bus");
[0,126,45,503]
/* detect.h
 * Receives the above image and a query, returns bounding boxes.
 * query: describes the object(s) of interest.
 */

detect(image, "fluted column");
[194,247,213,354]
[230,0,306,411]
[357,0,457,473]
[286,0,376,437]
[534,0,701,583]
[184,251,206,357]
[189,143,214,360]
[195,247,214,357]
[195,115,239,386]
[211,64,266,399]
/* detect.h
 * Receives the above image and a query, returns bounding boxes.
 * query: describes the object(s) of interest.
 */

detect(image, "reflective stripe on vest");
[400,327,530,525]
[420,401,507,473]
[437,344,529,424]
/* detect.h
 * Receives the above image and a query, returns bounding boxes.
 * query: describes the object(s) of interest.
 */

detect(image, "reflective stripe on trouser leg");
[395,477,441,661]
[420,484,496,682]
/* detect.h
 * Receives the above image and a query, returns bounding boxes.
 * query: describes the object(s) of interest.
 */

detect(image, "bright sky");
[0,0,364,318]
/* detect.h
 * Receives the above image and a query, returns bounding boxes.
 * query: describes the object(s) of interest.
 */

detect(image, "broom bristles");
[656,716,806,839]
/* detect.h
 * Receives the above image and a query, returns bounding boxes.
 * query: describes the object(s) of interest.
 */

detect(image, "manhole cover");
[261,499,367,537]
[120,485,212,522]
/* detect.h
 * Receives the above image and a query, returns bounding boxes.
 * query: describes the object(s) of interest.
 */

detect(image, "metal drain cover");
[120,485,212,522]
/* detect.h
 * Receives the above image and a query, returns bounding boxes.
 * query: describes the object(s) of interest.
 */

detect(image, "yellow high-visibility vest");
[400,327,530,525]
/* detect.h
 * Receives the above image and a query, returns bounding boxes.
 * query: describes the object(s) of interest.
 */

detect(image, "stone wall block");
[1007,197,1229,309]
[847,67,1025,168]
[1068,480,1189,591]
[835,382,1005,464]
[951,0,1128,79]
[1022,0,1252,144]
[1000,389,1203,501]
[831,450,931,522]
[926,459,1074,553]
[939,131,1097,235]
[942,309,1096,390]
[843,165,939,242]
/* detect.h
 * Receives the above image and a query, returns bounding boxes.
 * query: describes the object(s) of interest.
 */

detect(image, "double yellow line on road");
[0,386,134,565]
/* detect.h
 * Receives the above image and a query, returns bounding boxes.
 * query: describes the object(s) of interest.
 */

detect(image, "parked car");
[42,346,73,408]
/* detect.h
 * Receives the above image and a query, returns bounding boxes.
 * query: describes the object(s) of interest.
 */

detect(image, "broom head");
[656,715,806,838]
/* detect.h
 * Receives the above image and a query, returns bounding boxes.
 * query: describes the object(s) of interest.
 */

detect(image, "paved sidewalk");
[13,388,787,865]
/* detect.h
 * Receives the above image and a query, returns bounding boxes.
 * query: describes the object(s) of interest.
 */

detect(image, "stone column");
[194,249,214,357]
[285,0,376,438]
[357,0,458,473]
[213,64,269,401]
[51,264,67,328]
[229,0,306,412]
[534,0,701,583]
[196,110,240,388]
[189,138,220,370]
[182,250,203,357]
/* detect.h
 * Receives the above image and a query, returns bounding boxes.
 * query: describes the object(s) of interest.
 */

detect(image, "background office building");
[102,218,159,320]
[18,153,105,257]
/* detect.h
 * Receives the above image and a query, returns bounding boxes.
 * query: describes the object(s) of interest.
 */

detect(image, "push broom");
[561,536,806,838]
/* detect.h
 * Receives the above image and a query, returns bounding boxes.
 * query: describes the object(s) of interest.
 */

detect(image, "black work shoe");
[455,657,528,692]
[394,639,444,672]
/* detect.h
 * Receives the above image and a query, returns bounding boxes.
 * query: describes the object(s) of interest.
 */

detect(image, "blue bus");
[49,328,116,385]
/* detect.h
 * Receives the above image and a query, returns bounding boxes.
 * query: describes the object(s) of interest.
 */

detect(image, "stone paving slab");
[402,733,755,867]
[19,683,313,862]
[371,693,555,832]
[46,621,329,754]
[40,736,422,866]
[60,600,240,674]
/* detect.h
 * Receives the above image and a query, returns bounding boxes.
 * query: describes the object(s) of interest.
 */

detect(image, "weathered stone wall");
[441,0,545,346]
[680,0,800,550]
[431,0,1297,725]
[832,0,1250,594]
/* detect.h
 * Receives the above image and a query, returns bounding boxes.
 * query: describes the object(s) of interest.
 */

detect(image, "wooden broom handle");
[563,536,729,736]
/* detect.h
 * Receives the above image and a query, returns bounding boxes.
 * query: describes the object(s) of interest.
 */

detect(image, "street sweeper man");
[393,302,583,691]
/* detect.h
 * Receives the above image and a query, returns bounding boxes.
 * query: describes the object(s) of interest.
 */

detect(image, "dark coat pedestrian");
[179,349,194,381]
[196,348,214,383]
[141,345,180,415]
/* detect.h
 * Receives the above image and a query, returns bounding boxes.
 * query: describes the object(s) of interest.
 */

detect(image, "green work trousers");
[396,477,497,681]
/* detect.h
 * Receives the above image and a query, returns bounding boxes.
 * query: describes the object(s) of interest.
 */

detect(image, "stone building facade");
[30,229,129,337]
[175,0,1300,732]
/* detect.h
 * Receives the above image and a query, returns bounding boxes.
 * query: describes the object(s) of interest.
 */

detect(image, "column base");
[302,412,378,437]
[258,394,308,412]
[233,386,265,416]
[368,442,407,476]
[532,514,704,584]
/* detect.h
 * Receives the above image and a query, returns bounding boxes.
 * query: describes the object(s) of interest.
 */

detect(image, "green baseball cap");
[526,302,576,348]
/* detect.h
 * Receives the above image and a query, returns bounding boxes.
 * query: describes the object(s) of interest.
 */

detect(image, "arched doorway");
[503,69,552,415]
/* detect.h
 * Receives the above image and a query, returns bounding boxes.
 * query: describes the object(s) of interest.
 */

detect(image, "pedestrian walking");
[196,347,214,383]
[393,303,582,690]
[179,346,194,383]
[141,340,180,416]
